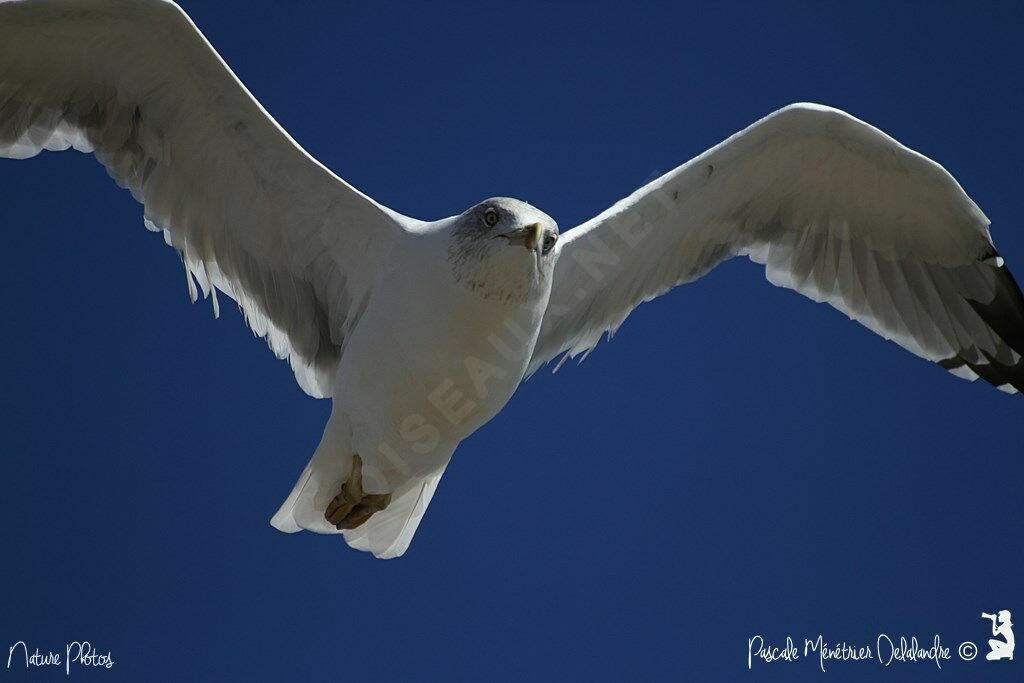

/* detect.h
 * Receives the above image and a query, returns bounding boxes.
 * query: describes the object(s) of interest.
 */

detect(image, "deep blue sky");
[1,1,1022,681]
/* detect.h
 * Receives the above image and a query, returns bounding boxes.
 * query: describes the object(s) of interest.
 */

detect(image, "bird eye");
[542,233,557,255]
[483,208,500,227]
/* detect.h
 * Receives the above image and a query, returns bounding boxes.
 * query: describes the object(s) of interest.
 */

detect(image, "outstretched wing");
[0,0,406,397]
[531,103,1024,393]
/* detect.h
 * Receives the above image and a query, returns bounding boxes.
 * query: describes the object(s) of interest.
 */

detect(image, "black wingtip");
[943,256,1024,395]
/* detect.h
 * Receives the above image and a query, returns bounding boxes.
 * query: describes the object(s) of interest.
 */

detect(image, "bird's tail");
[341,466,447,559]
[270,416,447,559]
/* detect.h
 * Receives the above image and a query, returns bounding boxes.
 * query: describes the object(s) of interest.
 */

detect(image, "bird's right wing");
[0,0,407,397]
[530,103,1024,393]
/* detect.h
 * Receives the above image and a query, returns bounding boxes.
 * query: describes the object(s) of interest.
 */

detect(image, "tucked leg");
[337,493,393,530]
[325,454,392,530]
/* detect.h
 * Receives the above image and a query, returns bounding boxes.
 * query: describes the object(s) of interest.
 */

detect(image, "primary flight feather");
[2,0,1021,558]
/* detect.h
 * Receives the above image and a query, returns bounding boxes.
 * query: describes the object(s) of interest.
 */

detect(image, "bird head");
[446,197,559,301]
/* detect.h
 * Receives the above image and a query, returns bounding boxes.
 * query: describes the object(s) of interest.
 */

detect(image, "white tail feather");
[270,416,447,558]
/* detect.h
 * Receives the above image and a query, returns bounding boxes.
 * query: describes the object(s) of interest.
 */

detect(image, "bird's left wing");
[530,103,1024,393]
[0,0,406,398]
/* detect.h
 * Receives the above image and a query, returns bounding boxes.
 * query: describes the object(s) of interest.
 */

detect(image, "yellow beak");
[525,223,543,251]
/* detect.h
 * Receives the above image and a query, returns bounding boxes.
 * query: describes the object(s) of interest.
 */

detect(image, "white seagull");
[2,0,1022,559]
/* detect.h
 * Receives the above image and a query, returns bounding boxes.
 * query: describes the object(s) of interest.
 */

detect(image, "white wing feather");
[0,0,406,397]
[531,103,1024,393]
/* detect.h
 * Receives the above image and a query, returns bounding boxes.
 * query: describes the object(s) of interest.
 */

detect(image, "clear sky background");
[1,1,1022,681]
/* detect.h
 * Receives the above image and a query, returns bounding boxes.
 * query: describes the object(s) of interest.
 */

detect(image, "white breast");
[332,227,552,492]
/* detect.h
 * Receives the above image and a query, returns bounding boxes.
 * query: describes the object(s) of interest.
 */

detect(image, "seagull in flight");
[2,0,1022,558]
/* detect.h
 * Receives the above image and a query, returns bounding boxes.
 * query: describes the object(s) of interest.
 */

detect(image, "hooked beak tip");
[495,223,548,268]
[527,223,544,268]
[525,223,543,252]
